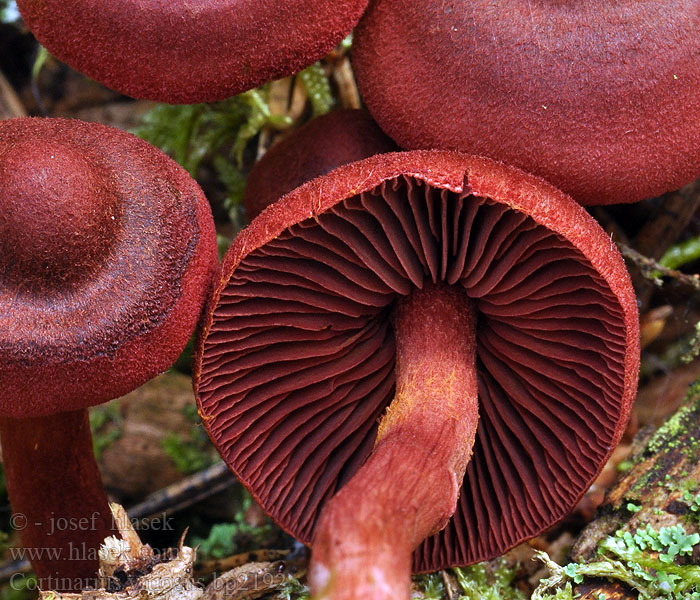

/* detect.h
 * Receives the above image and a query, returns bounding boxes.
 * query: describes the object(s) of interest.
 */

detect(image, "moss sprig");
[533,524,700,599]
[298,62,334,116]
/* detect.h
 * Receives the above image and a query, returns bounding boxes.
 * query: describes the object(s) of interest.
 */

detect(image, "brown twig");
[618,243,700,293]
[332,58,361,110]
[194,550,290,580]
[631,179,700,308]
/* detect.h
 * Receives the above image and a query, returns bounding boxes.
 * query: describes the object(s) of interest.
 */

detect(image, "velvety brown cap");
[196,151,639,569]
[0,118,218,417]
[352,0,700,205]
[17,0,369,103]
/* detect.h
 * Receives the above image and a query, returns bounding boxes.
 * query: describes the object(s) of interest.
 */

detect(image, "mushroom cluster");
[196,151,639,599]
[3,2,656,598]
[0,118,217,590]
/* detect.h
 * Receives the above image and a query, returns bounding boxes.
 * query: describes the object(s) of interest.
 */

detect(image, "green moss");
[534,524,700,599]
[1,575,37,600]
[136,101,243,176]
[298,62,335,117]
[617,460,634,472]
[276,577,310,600]
[0,530,8,556]
[660,237,700,271]
[134,89,291,232]
[453,560,526,600]
[191,490,281,559]
[89,403,123,460]
[412,560,525,600]
[160,404,217,475]
[641,380,700,465]
[413,573,446,600]
[233,89,293,163]
[647,408,686,453]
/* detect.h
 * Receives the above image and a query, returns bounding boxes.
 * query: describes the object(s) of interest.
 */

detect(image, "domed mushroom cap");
[244,110,397,221]
[196,151,639,569]
[0,118,218,418]
[352,0,700,205]
[17,0,369,104]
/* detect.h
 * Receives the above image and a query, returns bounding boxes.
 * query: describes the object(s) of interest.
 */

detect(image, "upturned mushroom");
[16,0,369,104]
[244,109,396,221]
[195,151,639,599]
[0,118,218,590]
[351,0,700,205]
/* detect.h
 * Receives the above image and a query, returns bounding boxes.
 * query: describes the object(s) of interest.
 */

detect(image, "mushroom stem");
[0,410,112,591]
[309,283,479,600]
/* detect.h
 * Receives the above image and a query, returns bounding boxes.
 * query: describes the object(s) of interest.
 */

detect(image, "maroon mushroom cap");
[0,117,218,418]
[244,109,397,221]
[17,0,369,103]
[352,0,700,205]
[196,151,639,572]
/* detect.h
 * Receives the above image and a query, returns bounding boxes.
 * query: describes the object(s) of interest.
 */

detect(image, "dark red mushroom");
[351,0,700,205]
[244,109,397,221]
[0,118,217,591]
[16,0,369,104]
[195,151,639,599]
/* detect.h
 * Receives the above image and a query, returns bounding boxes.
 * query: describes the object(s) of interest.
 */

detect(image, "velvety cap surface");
[352,0,700,205]
[244,110,397,221]
[196,151,639,569]
[17,0,369,103]
[0,118,218,417]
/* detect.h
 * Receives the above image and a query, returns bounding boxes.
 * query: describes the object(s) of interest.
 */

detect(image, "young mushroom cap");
[17,0,369,103]
[351,0,700,205]
[195,150,639,597]
[0,117,218,589]
[244,109,397,221]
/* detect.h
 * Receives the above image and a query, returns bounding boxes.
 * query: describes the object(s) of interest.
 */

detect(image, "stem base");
[0,410,112,591]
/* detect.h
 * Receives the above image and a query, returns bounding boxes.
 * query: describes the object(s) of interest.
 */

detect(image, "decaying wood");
[194,550,289,580]
[40,505,202,600]
[39,504,307,600]
[618,243,700,293]
[566,380,700,598]
[200,559,303,600]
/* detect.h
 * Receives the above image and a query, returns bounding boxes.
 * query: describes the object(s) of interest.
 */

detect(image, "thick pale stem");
[0,410,113,592]
[309,284,479,600]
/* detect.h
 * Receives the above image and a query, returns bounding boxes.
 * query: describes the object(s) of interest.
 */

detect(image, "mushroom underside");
[198,174,628,570]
